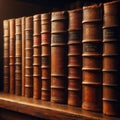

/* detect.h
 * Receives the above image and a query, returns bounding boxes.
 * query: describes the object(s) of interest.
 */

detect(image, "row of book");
[3,0,120,117]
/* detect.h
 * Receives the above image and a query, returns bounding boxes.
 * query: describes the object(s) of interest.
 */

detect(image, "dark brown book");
[51,11,68,104]
[3,20,9,93]
[15,18,22,96]
[25,16,33,97]
[41,13,51,101]
[82,4,103,112]
[103,0,120,116]
[9,19,15,94]
[22,17,25,96]
[68,8,82,107]
[33,14,41,99]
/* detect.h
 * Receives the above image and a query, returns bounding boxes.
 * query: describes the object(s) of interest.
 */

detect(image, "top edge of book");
[104,0,120,6]
[83,3,102,9]
[68,8,82,13]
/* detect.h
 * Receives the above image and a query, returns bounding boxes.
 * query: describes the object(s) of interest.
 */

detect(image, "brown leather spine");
[25,16,33,97]
[22,17,25,96]
[68,8,82,107]
[103,1,120,116]
[15,18,22,96]
[9,19,15,94]
[51,11,68,104]
[41,12,51,101]
[3,20,9,93]
[33,14,41,99]
[82,4,102,112]
[103,0,120,27]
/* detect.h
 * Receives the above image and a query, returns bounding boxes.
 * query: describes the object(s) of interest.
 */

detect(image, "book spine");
[82,4,103,112]
[103,1,120,116]
[22,17,25,96]
[15,18,22,95]
[25,16,33,97]
[51,11,68,104]
[9,19,15,94]
[3,20,9,93]
[33,14,41,99]
[41,13,51,101]
[68,8,82,107]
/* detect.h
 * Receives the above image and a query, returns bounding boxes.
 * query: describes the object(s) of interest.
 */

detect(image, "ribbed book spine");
[15,18,22,95]
[33,14,41,99]
[103,0,120,116]
[41,13,51,101]
[68,8,82,107]
[25,16,33,97]
[9,19,15,94]
[51,11,68,104]
[82,4,103,112]
[22,17,25,96]
[3,20,9,93]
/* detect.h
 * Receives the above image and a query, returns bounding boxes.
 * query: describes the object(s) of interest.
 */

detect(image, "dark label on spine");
[83,42,102,53]
[16,34,22,40]
[25,30,33,40]
[69,31,81,41]
[103,27,119,40]
[51,33,67,44]
[42,56,50,66]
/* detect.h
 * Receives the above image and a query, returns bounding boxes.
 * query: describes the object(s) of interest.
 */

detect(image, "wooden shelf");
[0,92,119,120]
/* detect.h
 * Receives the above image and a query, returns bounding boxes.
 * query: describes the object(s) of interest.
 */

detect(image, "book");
[103,0,120,116]
[3,20,9,93]
[51,11,68,104]
[33,14,41,99]
[15,18,22,95]
[9,19,15,94]
[68,8,82,107]
[82,4,103,112]
[25,16,33,97]
[22,17,25,96]
[41,13,51,101]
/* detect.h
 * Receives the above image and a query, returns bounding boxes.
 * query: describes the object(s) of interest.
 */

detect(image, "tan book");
[51,11,68,104]
[82,4,103,112]
[9,19,15,94]
[41,13,51,101]
[15,18,22,96]
[103,0,120,116]
[33,14,41,99]
[22,17,25,96]
[25,16,33,97]
[3,20,10,93]
[68,8,82,107]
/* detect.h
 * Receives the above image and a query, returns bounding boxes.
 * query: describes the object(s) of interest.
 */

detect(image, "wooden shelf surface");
[0,92,119,120]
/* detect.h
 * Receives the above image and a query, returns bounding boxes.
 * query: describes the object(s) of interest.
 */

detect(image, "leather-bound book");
[25,16,33,97]
[15,18,22,95]
[103,0,120,116]
[68,8,82,107]
[22,17,25,96]
[33,14,41,99]
[9,19,15,94]
[3,20,9,93]
[51,11,68,104]
[82,4,103,112]
[41,13,51,101]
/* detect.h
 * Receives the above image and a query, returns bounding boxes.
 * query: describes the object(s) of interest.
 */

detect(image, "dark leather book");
[41,13,51,101]
[33,14,41,99]
[22,17,25,96]
[25,16,33,97]
[3,20,10,93]
[68,8,82,107]
[15,18,22,96]
[51,11,68,104]
[82,4,103,112]
[103,0,120,116]
[9,19,15,94]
